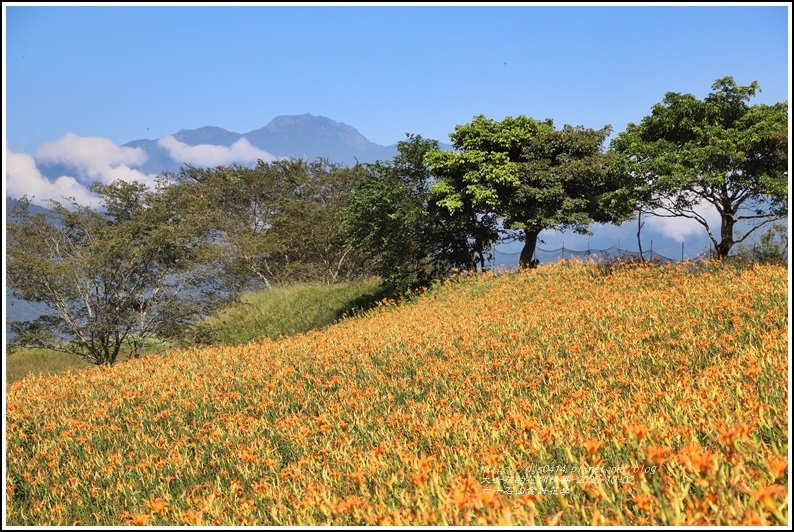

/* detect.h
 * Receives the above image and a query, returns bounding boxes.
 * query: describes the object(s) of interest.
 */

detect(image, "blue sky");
[3,2,791,260]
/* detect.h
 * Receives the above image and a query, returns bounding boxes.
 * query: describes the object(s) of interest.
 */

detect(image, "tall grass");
[4,337,175,385]
[4,348,93,384]
[5,260,788,525]
[196,277,385,345]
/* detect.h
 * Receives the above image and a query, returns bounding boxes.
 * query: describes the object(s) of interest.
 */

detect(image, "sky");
[2,2,792,260]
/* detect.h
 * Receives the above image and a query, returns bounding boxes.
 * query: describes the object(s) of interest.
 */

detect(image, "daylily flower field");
[5,260,789,525]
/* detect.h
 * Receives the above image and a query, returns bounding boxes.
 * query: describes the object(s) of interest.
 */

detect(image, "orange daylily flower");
[146,497,167,516]
[130,513,150,526]
[767,457,787,481]
[752,484,787,514]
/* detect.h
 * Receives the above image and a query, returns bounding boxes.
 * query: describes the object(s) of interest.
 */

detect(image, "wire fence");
[489,243,703,271]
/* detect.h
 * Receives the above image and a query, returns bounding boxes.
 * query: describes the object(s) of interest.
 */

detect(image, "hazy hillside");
[243,114,397,165]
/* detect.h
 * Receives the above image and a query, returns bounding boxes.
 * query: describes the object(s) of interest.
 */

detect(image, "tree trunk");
[637,211,645,262]
[519,227,541,268]
[476,239,487,272]
[716,214,735,260]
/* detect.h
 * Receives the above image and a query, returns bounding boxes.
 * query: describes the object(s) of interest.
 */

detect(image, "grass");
[5,260,789,526]
[4,348,93,384]
[195,277,385,345]
[5,338,178,385]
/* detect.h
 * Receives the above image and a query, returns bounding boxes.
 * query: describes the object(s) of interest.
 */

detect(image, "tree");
[6,180,228,366]
[341,134,482,292]
[285,161,374,284]
[731,222,789,263]
[427,115,634,268]
[169,158,370,289]
[610,77,788,260]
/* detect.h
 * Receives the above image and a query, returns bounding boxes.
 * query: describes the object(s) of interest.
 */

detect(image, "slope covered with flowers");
[5,260,789,525]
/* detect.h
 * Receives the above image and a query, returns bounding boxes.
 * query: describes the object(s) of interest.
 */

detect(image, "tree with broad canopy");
[6,180,229,366]
[427,115,635,268]
[610,76,788,260]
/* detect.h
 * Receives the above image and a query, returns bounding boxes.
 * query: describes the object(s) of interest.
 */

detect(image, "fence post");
[682,241,684,262]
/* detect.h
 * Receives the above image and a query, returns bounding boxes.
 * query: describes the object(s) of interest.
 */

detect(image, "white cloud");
[5,133,275,208]
[34,133,157,188]
[158,135,277,167]
[5,149,100,207]
[644,201,722,242]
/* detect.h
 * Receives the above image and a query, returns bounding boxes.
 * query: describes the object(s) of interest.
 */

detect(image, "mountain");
[6,197,51,218]
[243,114,397,165]
[10,113,454,190]
[173,125,245,146]
[123,114,434,176]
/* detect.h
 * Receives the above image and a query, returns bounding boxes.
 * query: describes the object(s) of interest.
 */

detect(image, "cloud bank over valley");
[6,132,278,207]
[157,135,278,168]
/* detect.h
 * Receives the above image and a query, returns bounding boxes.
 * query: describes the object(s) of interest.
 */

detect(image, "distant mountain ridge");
[124,113,433,176]
[173,125,244,146]
[12,113,454,198]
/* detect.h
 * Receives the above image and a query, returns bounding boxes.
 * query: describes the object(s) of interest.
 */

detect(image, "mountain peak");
[172,126,242,146]
[263,113,362,137]
[267,112,327,125]
[122,114,400,172]
[246,113,374,155]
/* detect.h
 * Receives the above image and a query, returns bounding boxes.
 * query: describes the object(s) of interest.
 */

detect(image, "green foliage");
[341,134,479,293]
[6,180,229,366]
[168,158,373,290]
[8,79,785,370]
[730,222,789,264]
[427,115,633,267]
[611,76,789,259]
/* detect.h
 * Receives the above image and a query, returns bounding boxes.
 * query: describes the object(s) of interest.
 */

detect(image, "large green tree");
[169,158,370,289]
[341,134,484,292]
[427,115,634,268]
[611,76,788,259]
[6,180,226,366]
